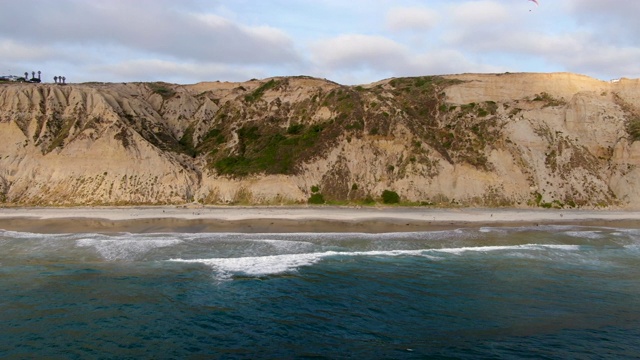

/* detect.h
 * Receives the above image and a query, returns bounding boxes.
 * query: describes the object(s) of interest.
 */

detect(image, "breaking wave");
[169,244,583,280]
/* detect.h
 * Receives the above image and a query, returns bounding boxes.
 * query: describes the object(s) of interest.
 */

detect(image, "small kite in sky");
[529,0,539,11]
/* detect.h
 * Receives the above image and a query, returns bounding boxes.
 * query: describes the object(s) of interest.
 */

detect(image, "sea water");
[1,225,640,359]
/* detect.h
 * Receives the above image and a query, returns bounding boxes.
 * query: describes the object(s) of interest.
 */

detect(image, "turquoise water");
[1,226,640,359]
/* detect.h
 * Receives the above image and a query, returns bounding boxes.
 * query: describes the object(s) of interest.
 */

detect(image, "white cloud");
[449,1,510,27]
[0,0,300,66]
[88,59,262,83]
[386,7,439,32]
[311,34,409,71]
[565,0,640,42]
[0,40,56,62]
[309,33,502,81]
[440,1,533,56]
[408,50,503,76]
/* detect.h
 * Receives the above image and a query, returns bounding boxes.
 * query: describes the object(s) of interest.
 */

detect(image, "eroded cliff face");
[1,73,639,208]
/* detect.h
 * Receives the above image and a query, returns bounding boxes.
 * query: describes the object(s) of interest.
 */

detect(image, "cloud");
[311,34,410,71]
[408,50,504,76]
[2,0,639,85]
[88,59,262,83]
[0,0,300,65]
[443,0,522,46]
[565,0,640,42]
[386,7,439,32]
[0,40,56,62]
[566,0,640,22]
[309,33,502,82]
[449,1,510,27]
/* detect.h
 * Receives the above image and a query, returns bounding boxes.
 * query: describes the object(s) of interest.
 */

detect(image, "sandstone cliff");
[1,72,639,208]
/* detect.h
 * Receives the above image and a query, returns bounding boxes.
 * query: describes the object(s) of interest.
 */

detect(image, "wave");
[259,239,315,252]
[434,244,581,255]
[478,225,579,233]
[0,229,72,239]
[169,249,441,280]
[564,231,606,240]
[76,237,182,261]
[169,244,582,280]
[1,227,476,241]
[3,227,633,268]
[171,252,329,280]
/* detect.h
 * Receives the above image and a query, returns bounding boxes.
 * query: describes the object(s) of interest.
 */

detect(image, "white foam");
[609,228,640,242]
[170,248,441,279]
[171,253,327,280]
[433,244,581,255]
[624,244,640,252]
[479,227,503,233]
[169,243,586,279]
[260,239,315,252]
[564,231,605,240]
[76,238,182,261]
[235,229,474,242]
[0,229,70,239]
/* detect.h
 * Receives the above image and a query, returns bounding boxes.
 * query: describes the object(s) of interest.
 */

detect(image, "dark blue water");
[1,226,640,359]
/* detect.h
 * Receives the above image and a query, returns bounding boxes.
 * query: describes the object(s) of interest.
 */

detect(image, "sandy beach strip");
[0,206,639,233]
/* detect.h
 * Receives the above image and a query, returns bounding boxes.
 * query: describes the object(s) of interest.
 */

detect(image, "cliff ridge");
[1,72,639,208]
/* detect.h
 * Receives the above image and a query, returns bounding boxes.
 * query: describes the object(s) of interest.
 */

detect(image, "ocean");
[1,225,640,359]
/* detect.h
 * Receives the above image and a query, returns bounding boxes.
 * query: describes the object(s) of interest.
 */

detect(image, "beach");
[1,206,639,233]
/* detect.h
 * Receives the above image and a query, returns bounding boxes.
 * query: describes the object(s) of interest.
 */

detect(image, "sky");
[1,0,639,85]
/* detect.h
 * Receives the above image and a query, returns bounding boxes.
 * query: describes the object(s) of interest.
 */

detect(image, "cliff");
[1,72,639,208]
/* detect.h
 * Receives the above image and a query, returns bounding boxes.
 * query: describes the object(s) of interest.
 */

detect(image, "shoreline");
[1,206,640,233]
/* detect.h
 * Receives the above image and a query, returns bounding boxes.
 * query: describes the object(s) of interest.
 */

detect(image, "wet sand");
[0,206,639,233]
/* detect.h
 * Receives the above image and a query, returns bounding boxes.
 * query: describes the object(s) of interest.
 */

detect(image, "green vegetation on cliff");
[188,75,503,177]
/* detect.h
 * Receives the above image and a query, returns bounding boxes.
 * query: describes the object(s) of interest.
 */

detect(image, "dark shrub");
[381,190,400,204]
[308,193,325,204]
